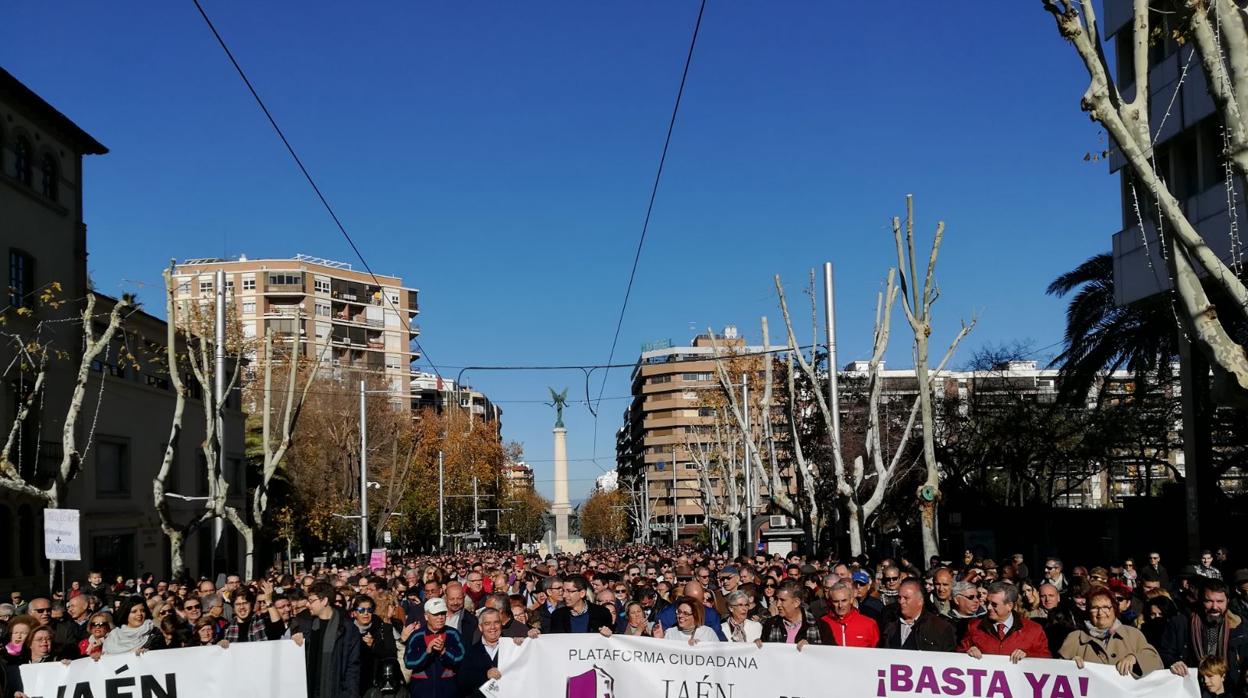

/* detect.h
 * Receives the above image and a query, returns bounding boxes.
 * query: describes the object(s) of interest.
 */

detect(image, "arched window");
[14,136,32,187]
[40,153,58,200]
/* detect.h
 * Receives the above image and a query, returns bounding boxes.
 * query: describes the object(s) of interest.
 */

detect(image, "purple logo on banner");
[566,665,615,698]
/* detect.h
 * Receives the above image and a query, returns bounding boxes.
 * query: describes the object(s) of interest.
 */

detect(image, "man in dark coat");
[879,579,957,652]
[295,581,363,698]
[1159,579,1247,696]
[549,576,613,634]
[456,609,506,698]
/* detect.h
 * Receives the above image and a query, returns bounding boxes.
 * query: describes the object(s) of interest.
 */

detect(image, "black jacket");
[356,621,397,694]
[1158,612,1247,695]
[878,611,956,652]
[549,604,614,634]
[449,611,478,647]
[294,610,363,698]
[53,617,88,659]
[455,641,500,698]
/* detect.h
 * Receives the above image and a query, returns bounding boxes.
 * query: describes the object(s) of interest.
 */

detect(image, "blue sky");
[3,2,1119,503]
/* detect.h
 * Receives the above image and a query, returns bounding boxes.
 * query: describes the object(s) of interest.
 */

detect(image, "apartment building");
[859,359,1183,508]
[0,68,244,589]
[502,461,535,493]
[171,255,420,406]
[616,327,788,543]
[410,371,502,429]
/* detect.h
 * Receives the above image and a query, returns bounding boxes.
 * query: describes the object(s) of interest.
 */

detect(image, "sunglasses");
[160,610,172,616]
[31,607,51,614]
[90,621,109,628]
[185,604,201,610]
[883,576,900,583]
[354,607,374,614]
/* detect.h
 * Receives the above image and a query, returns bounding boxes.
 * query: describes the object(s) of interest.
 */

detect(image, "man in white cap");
[404,596,466,698]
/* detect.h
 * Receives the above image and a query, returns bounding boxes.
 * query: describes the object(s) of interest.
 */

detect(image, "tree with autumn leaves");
[275,378,520,552]
[578,486,629,547]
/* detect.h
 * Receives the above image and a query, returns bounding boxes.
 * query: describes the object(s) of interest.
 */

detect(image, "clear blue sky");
[3,2,1119,504]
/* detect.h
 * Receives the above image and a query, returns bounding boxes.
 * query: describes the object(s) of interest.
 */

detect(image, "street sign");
[44,509,81,561]
[382,530,392,544]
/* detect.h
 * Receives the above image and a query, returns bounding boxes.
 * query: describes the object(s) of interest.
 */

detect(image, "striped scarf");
[1189,613,1231,661]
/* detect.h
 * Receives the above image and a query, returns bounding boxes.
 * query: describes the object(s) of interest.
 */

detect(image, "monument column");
[552,426,571,548]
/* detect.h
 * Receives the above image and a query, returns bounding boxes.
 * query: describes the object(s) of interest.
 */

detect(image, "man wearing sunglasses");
[351,595,396,695]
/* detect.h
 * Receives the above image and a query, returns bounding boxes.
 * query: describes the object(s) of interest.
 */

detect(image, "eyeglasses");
[562,588,581,594]
[958,594,978,601]
[160,609,172,616]
[675,608,694,616]
[883,576,900,583]
[90,621,109,628]
[184,604,201,610]
[1089,605,1114,612]
[354,607,374,614]
[1044,566,1058,570]
[30,607,51,614]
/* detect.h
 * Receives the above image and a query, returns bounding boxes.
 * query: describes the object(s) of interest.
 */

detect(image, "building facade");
[0,68,243,591]
[171,255,420,407]
[616,327,789,542]
[502,461,534,493]
[410,371,502,428]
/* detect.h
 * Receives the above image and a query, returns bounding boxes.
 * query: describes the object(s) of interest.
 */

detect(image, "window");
[13,136,32,186]
[199,280,213,295]
[242,301,256,315]
[315,301,331,317]
[313,277,330,294]
[8,249,34,308]
[682,372,713,381]
[225,279,235,295]
[39,153,58,200]
[242,276,256,291]
[268,272,302,286]
[96,438,130,497]
[91,534,135,580]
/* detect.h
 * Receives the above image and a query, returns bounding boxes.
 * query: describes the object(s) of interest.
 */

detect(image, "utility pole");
[823,262,842,459]
[438,451,445,551]
[359,380,369,559]
[642,468,650,544]
[672,446,678,547]
[212,269,226,573]
[472,476,480,544]
[742,374,752,555]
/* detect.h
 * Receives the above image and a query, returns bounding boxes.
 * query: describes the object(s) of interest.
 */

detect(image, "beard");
[1205,609,1224,625]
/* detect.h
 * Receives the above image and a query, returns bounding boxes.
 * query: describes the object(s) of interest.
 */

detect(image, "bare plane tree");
[0,292,132,506]
[1043,0,1248,401]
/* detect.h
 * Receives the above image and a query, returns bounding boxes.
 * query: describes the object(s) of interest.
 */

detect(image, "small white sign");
[383,530,392,544]
[44,508,81,561]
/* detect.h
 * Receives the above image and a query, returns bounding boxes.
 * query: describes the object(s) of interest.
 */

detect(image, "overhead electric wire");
[189,0,441,380]
[594,0,708,413]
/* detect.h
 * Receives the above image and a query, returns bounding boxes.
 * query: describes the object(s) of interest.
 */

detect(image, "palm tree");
[1045,253,1178,404]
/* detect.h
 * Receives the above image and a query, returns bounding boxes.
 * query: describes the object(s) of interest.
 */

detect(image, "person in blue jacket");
[404,597,465,698]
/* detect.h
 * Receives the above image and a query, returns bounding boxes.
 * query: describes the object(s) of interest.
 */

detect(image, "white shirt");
[665,625,720,644]
[447,610,463,631]
[483,641,499,661]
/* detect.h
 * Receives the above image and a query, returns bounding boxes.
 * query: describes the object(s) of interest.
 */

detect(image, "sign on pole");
[44,508,81,561]
[369,548,387,571]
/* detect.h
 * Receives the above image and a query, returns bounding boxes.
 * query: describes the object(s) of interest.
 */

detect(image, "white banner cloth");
[18,640,306,698]
[494,635,1198,698]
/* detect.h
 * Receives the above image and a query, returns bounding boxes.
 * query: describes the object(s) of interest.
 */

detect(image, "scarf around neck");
[103,620,153,654]
[1084,619,1120,640]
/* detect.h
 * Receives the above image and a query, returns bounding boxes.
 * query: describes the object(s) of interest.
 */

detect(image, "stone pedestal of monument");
[552,426,572,549]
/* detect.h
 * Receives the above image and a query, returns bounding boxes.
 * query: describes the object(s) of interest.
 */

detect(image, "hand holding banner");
[493,635,1198,698]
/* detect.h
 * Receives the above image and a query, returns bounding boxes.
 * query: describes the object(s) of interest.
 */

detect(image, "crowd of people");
[1,545,1245,698]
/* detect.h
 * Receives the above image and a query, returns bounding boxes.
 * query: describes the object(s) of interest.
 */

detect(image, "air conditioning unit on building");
[769,515,790,528]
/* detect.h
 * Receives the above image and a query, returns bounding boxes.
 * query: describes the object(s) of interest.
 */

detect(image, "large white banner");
[493,635,1198,698]
[19,640,306,698]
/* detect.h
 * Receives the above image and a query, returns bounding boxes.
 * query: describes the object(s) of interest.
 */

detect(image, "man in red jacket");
[958,582,1050,663]
[819,582,879,648]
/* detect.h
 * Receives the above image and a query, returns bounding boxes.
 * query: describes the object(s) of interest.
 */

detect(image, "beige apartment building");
[617,327,791,543]
[172,255,420,406]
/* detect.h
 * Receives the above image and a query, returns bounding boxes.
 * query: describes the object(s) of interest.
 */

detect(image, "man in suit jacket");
[549,576,614,634]
[879,579,957,652]
[444,583,478,648]
[457,609,506,698]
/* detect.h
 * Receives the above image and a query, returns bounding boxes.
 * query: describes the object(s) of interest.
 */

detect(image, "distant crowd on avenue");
[1,545,1246,698]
